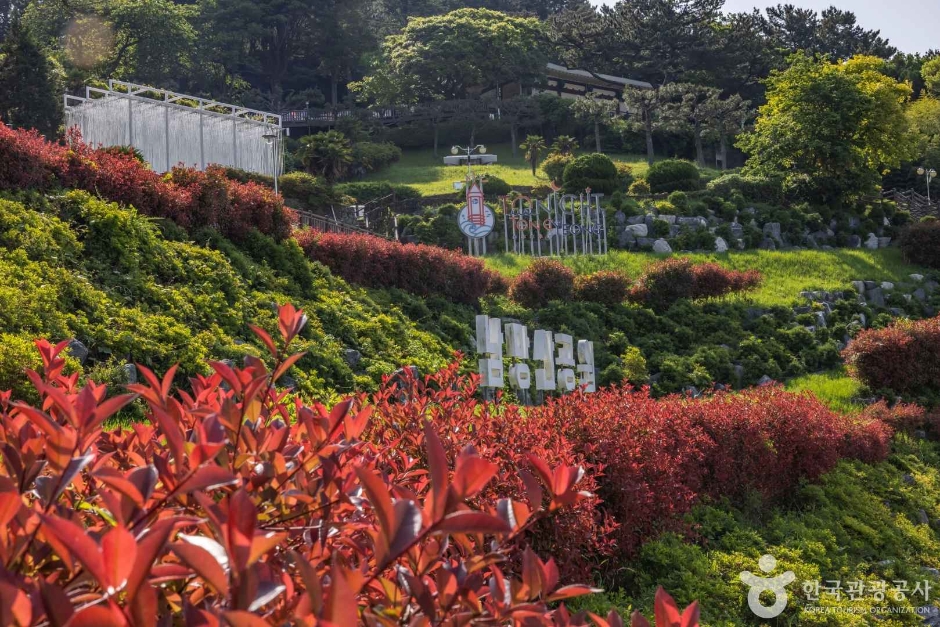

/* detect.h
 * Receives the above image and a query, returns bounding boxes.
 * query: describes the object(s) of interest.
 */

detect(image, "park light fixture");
[918,166,938,203]
[478,144,487,154]
[262,132,280,195]
[451,146,459,155]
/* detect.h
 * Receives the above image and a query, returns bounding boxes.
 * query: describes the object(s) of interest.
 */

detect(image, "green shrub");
[615,162,635,189]
[666,191,689,212]
[706,173,783,203]
[646,159,702,193]
[541,153,573,184]
[397,204,465,250]
[628,179,651,196]
[562,153,619,194]
[350,141,402,173]
[651,219,670,238]
[481,174,511,198]
[279,172,339,211]
[899,220,940,268]
[334,181,421,203]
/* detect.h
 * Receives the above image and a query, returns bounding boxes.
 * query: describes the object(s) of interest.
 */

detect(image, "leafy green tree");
[0,22,62,137]
[0,0,26,43]
[738,53,913,205]
[352,8,545,104]
[497,96,540,157]
[907,96,940,166]
[701,93,751,170]
[570,93,617,152]
[923,58,940,97]
[550,134,578,155]
[520,134,547,176]
[299,130,353,181]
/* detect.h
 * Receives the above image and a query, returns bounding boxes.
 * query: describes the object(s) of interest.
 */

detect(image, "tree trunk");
[433,124,439,157]
[645,117,655,166]
[331,76,338,106]
[720,134,728,170]
[694,123,705,168]
[511,122,518,158]
[594,120,601,152]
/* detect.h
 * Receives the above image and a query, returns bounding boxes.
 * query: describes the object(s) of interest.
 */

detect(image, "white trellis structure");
[64,80,284,177]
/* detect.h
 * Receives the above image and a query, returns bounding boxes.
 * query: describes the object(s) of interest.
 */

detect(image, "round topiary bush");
[899,220,940,268]
[645,159,702,193]
[628,179,651,196]
[562,153,618,194]
[573,270,631,305]
[508,258,575,308]
[541,153,573,184]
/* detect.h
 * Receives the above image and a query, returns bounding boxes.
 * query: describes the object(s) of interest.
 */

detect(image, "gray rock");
[926,280,940,293]
[618,231,636,248]
[677,216,707,229]
[757,375,774,386]
[810,230,831,242]
[730,222,744,238]
[864,280,878,290]
[644,215,655,227]
[657,214,677,225]
[649,372,662,384]
[881,281,895,291]
[848,216,861,229]
[864,233,880,249]
[903,473,916,485]
[889,307,904,316]
[762,222,782,241]
[343,349,362,368]
[67,339,89,365]
[794,306,812,314]
[805,235,819,249]
[858,313,867,327]
[733,364,745,382]
[910,273,925,282]
[742,206,757,215]
[714,237,728,253]
[683,386,701,398]
[759,238,777,250]
[636,237,654,248]
[878,236,892,248]
[123,363,137,384]
[868,287,886,307]
[626,224,648,237]
[652,238,672,254]
[815,311,827,328]
[919,509,931,525]
[847,234,862,248]
[915,288,927,302]
[627,215,646,225]
[851,280,866,294]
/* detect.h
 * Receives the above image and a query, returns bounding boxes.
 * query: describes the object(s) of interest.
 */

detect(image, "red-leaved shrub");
[629,258,762,310]
[527,384,892,557]
[295,230,501,305]
[508,258,576,308]
[843,316,940,395]
[574,270,632,305]
[859,400,927,434]
[0,123,293,241]
[0,305,614,625]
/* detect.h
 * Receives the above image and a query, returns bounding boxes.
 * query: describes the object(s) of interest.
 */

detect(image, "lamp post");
[918,167,937,203]
[452,143,487,178]
[263,131,281,195]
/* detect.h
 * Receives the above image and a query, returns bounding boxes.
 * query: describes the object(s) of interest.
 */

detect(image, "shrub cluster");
[573,270,631,305]
[0,311,608,625]
[295,230,501,305]
[899,219,940,268]
[0,124,293,241]
[541,152,573,184]
[706,173,783,204]
[351,140,402,173]
[645,159,702,193]
[844,316,940,396]
[508,258,575,308]
[628,258,762,311]
[563,153,619,194]
[333,180,422,203]
[533,384,891,558]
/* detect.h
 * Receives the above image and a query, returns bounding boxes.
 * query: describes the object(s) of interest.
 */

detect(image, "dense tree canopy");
[738,54,913,205]
[0,21,62,136]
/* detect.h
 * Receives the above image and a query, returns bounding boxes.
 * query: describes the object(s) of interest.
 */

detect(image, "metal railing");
[294,208,394,239]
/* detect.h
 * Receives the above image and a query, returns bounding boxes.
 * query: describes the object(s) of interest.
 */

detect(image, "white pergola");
[64,80,284,178]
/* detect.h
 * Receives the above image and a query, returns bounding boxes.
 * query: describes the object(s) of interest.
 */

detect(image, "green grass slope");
[488,248,925,307]
[0,190,464,403]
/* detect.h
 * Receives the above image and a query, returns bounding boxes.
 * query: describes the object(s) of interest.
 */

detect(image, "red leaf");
[451,454,497,501]
[102,524,137,592]
[354,466,394,539]
[222,611,271,627]
[65,603,126,627]
[126,516,182,600]
[424,421,449,521]
[177,466,239,495]
[39,581,73,627]
[436,511,511,535]
[130,583,157,627]
[681,601,700,627]
[546,584,603,602]
[0,491,22,528]
[40,515,107,589]
[170,541,230,595]
[654,587,682,626]
[382,499,423,570]
[630,611,652,627]
[272,352,307,383]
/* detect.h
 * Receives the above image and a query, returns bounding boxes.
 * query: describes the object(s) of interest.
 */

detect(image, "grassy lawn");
[786,368,864,413]
[362,143,657,196]
[487,247,926,307]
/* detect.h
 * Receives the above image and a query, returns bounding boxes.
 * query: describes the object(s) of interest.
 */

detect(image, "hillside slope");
[0,190,466,402]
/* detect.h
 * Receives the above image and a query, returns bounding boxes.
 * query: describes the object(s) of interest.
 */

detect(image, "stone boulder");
[714,237,728,253]
[864,233,879,249]
[652,238,672,254]
[626,224,648,237]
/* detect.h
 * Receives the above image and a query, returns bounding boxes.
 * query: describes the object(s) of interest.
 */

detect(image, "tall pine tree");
[0,22,61,137]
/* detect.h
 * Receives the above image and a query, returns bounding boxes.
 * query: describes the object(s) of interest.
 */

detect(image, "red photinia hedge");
[628,258,762,310]
[0,304,622,625]
[843,316,940,395]
[295,230,502,305]
[508,259,576,309]
[573,270,632,306]
[0,123,293,241]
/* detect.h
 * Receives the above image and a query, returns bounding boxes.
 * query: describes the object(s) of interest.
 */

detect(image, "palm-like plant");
[520,134,547,176]
[298,130,353,181]
[551,135,579,156]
